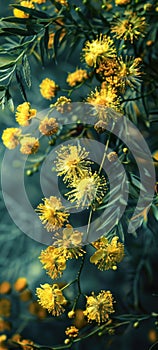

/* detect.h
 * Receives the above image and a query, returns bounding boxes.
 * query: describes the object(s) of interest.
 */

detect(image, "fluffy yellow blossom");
[115,0,130,4]
[40,228,84,279]
[83,35,116,67]
[111,13,147,43]
[15,102,37,126]
[96,56,142,92]
[84,290,115,324]
[54,224,83,247]
[51,96,71,113]
[15,337,34,350]
[36,196,69,232]
[36,283,67,316]
[40,78,58,100]
[66,69,88,87]
[20,136,39,154]
[65,326,79,338]
[39,117,58,136]
[86,86,121,115]
[55,0,68,6]
[32,0,46,3]
[96,58,120,89]
[90,236,124,270]
[39,246,67,279]
[66,172,107,208]
[2,128,21,149]
[96,58,118,80]
[13,1,35,18]
[54,225,85,258]
[55,144,92,183]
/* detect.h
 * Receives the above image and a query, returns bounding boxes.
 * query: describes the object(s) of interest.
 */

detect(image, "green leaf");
[7,98,14,112]
[1,16,33,24]
[1,16,53,24]
[96,206,121,232]
[151,204,158,220]
[15,69,27,101]
[1,27,36,36]
[22,54,31,88]
[6,89,14,112]
[0,61,16,69]
[130,174,146,192]
[0,95,6,110]
[0,67,15,82]
[0,37,35,55]
[117,222,125,242]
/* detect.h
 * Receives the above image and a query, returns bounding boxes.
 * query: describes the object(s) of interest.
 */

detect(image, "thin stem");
[61,279,76,291]
[77,254,85,294]
[98,121,115,174]
[72,254,86,310]
[14,318,29,334]
[85,207,93,244]
[16,313,157,350]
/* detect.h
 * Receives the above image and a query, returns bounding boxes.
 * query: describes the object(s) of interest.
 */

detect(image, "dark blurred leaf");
[53,28,63,61]
[75,8,93,29]
[1,16,35,24]
[1,27,36,36]
[65,35,80,60]
[130,174,147,192]
[39,35,45,65]
[1,16,51,25]
[43,26,49,57]
[49,0,62,11]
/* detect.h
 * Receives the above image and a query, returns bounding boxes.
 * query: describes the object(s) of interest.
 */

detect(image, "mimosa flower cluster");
[35,141,124,325]
[1,0,154,346]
